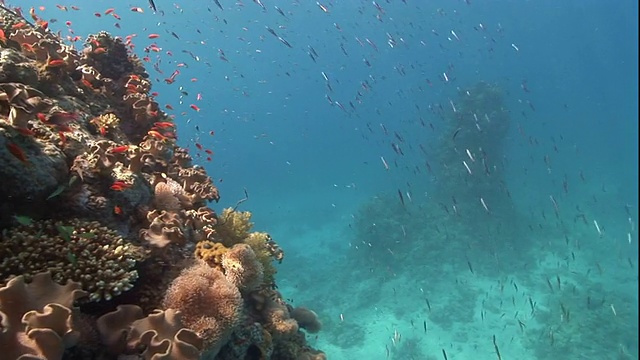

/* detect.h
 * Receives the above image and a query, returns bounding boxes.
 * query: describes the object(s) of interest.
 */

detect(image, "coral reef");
[0,218,141,302]
[0,6,324,360]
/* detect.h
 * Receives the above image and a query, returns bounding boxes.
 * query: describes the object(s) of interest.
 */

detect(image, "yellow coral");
[89,112,120,135]
[214,208,253,246]
[194,241,228,271]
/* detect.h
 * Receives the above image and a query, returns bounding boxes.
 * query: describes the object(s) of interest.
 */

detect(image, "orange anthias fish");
[110,181,132,191]
[109,145,129,153]
[6,142,29,164]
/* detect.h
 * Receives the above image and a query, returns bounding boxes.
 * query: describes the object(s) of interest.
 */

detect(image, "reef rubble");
[0,7,324,360]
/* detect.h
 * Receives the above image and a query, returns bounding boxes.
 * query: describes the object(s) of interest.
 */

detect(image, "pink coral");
[162,261,242,356]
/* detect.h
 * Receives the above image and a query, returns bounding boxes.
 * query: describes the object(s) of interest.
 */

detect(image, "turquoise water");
[17,1,638,359]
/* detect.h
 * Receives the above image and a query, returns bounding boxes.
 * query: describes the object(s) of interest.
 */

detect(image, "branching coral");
[0,218,141,302]
[214,208,253,247]
[162,260,242,356]
[88,113,120,136]
[0,272,86,359]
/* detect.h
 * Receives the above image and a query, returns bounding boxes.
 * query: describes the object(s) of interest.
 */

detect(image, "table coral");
[0,218,141,302]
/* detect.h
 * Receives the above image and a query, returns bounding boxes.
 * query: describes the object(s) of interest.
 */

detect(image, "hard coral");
[88,112,120,136]
[0,272,86,360]
[0,218,141,302]
[162,260,242,356]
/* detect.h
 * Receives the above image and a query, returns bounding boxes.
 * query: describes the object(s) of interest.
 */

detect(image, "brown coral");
[0,218,141,302]
[290,307,322,334]
[222,243,264,292]
[244,232,283,287]
[97,305,203,359]
[175,167,220,204]
[0,272,86,360]
[163,260,242,355]
[139,210,186,248]
[194,241,228,271]
[214,208,253,247]
[0,82,53,128]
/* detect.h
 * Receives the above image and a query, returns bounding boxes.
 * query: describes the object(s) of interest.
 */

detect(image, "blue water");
[17,1,638,359]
